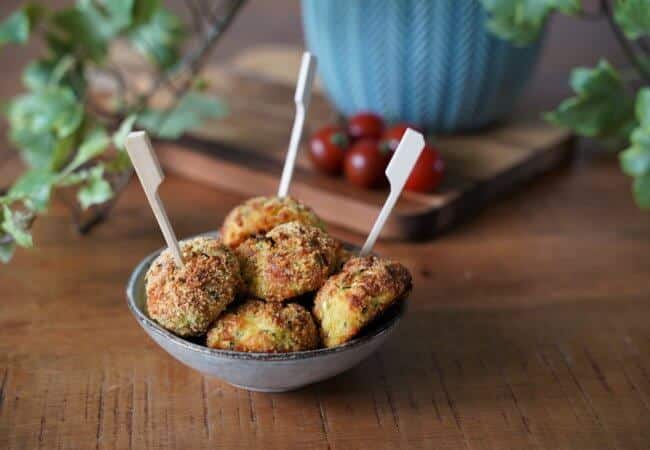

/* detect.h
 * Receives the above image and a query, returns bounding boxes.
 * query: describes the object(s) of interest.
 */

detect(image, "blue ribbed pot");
[301,0,544,133]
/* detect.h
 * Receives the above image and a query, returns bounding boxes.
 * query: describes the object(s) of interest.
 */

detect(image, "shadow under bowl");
[125,237,407,392]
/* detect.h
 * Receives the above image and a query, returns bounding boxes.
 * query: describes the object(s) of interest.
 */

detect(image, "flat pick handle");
[277,51,317,198]
[360,129,425,256]
[125,131,184,267]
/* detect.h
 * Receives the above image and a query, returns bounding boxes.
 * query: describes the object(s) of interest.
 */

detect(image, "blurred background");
[0,0,626,115]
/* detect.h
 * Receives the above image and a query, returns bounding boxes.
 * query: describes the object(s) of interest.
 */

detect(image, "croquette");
[235,221,341,302]
[313,255,412,347]
[221,196,324,248]
[206,299,320,352]
[145,237,242,337]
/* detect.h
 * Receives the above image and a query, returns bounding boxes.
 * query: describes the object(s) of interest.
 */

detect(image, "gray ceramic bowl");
[126,236,407,392]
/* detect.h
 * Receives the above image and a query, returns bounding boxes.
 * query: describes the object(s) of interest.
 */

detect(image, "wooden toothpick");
[125,131,184,267]
[360,129,425,256]
[277,51,317,198]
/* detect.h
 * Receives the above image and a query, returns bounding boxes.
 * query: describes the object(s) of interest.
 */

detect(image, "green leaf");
[633,174,650,208]
[545,60,635,142]
[77,0,135,39]
[112,114,137,150]
[129,7,185,69]
[620,88,650,209]
[7,85,84,169]
[137,92,226,139]
[8,168,56,212]
[0,239,16,263]
[479,0,581,46]
[8,85,83,138]
[614,0,650,40]
[132,0,159,26]
[65,124,110,172]
[50,7,108,62]
[1,205,33,247]
[23,58,86,96]
[77,167,113,209]
[0,10,30,45]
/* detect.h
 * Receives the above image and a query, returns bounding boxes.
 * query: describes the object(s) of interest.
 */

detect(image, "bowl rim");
[126,234,407,362]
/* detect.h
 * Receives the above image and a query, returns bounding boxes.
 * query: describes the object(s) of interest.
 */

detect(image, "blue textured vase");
[301,0,543,133]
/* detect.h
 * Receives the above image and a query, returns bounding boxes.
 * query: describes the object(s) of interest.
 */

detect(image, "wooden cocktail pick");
[360,129,425,256]
[277,51,317,198]
[125,131,184,268]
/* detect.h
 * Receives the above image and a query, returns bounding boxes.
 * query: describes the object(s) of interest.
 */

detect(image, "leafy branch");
[0,0,245,262]
[479,0,650,209]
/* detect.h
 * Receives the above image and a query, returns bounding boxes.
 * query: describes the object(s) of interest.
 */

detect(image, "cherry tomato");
[404,144,445,193]
[343,139,391,188]
[381,123,422,152]
[309,126,349,174]
[347,112,384,140]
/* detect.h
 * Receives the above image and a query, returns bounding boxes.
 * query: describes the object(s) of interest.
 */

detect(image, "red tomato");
[309,126,349,174]
[381,123,422,152]
[404,144,445,193]
[347,112,384,140]
[343,139,391,188]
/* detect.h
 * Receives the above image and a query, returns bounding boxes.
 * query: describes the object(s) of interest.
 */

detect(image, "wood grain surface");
[1,1,650,449]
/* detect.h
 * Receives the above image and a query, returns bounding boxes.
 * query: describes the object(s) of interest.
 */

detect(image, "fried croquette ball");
[145,237,242,337]
[235,221,341,302]
[313,255,412,348]
[221,196,324,248]
[206,299,320,352]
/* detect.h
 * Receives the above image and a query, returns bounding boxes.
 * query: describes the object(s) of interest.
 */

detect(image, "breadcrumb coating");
[235,221,341,302]
[221,196,324,248]
[313,255,411,347]
[145,237,242,337]
[206,299,319,352]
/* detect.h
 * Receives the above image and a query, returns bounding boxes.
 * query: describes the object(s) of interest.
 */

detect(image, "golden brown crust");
[221,196,325,248]
[145,237,242,337]
[206,299,320,352]
[313,255,412,347]
[235,221,341,302]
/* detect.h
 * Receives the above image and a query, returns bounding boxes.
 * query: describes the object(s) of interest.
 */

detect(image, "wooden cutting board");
[151,46,574,240]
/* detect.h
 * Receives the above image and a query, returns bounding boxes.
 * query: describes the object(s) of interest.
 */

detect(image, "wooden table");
[2,1,650,449]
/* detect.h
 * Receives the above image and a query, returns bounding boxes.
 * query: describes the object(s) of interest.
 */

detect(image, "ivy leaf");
[633,174,650,208]
[23,57,86,96]
[545,60,636,142]
[620,88,650,208]
[8,168,56,212]
[132,0,160,26]
[65,124,110,172]
[479,0,582,46]
[50,6,108,62]
[0,5,43,46]
[614,0,650,40]
[137,92,226,139]
[77,166,113,209]
[7,85,84,168]
[129,7,185,69]
[112,114,137,150]
[1,205,33,248]
[77,0,135,39]
[0,10,31,45]
[0,240,16,263]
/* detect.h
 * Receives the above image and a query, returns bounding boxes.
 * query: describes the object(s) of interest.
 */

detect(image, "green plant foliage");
[545,60,636,143]
[614,0,650,39]
[479,0,581,46]
[1,205,32,247]
[0,1,228,262]
[621,88,650,207]
[481,0,650,211]
[129,8,185,69]
[137,91,227,139]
